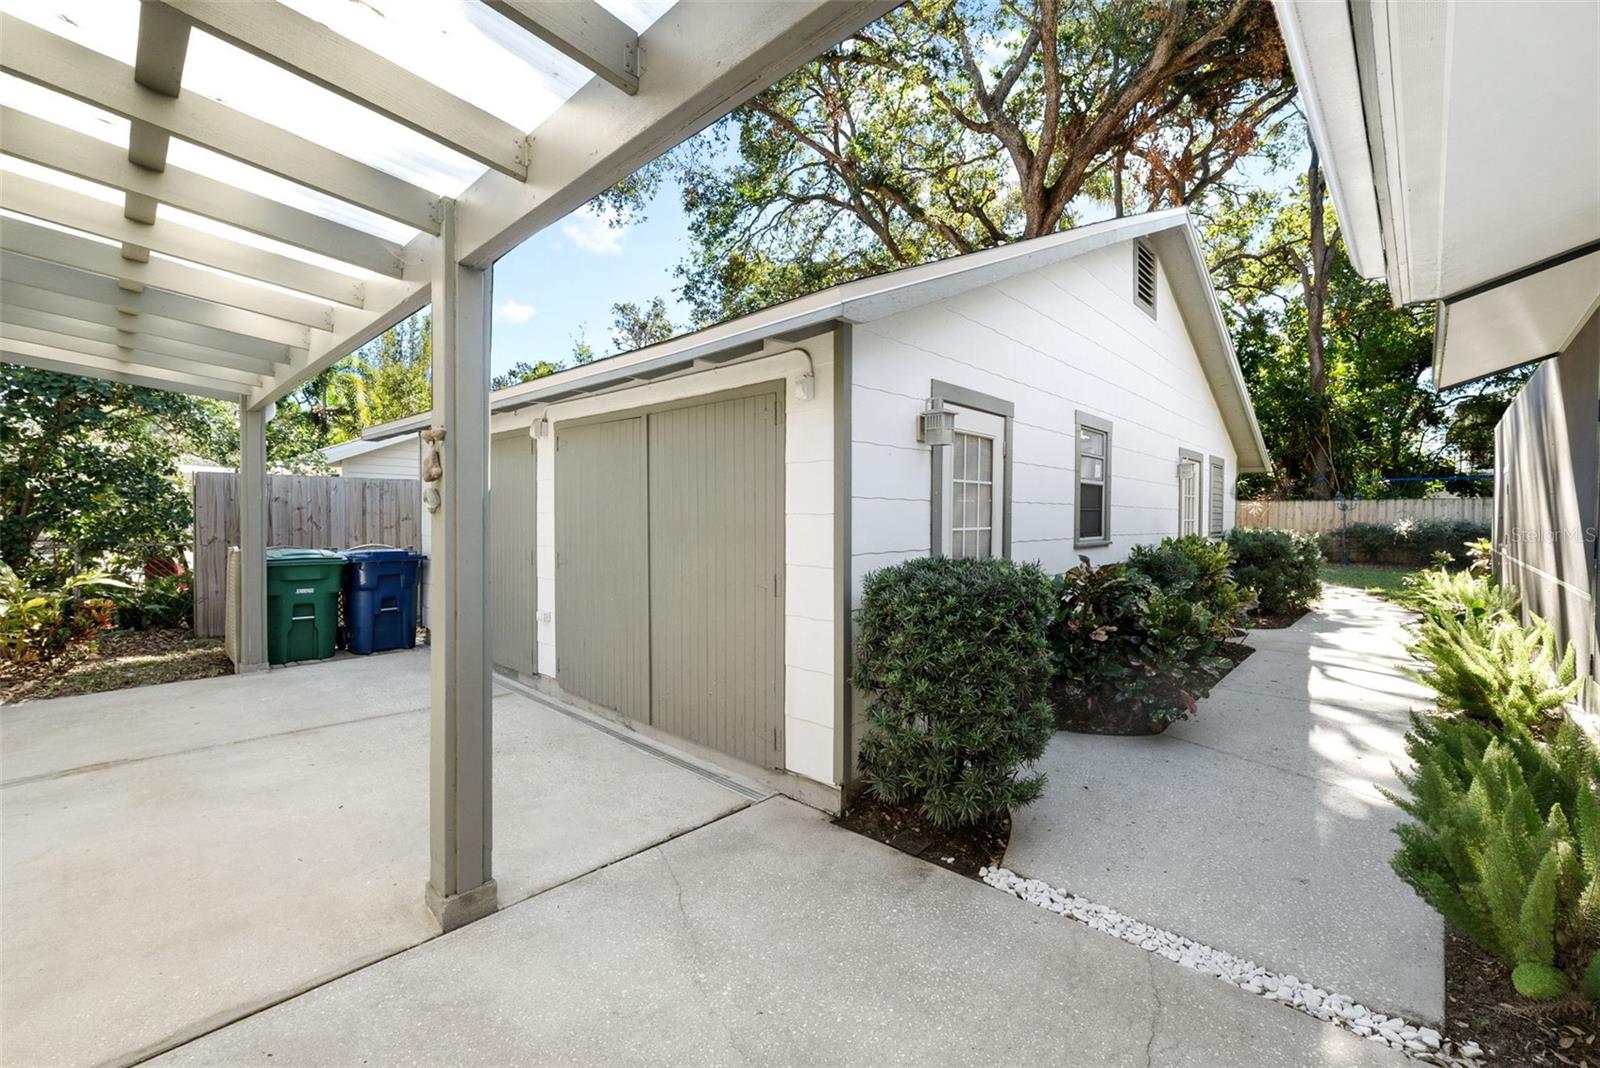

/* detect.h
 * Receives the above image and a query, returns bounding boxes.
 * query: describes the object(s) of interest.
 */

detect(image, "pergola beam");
[0,304,278,376]
[250,277,429,409]
[0,109,408,278]
[1,253,313,349]
[482,1,640,95]
[159,1,532,181]
[456,0,900,266]
[1,336,249,400]
[0,281,298,365]
[0,15,442,236]
[0,321,263,387]
[0,174,366,307]
[0,215,335,329]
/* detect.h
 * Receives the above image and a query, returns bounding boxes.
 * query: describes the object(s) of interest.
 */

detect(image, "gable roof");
[319,432,418,464]
[366,209,1270,472]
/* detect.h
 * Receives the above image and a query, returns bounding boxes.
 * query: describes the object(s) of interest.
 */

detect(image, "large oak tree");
[668,0,1294,322]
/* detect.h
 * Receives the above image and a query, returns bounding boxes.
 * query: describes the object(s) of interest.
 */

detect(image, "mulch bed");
[1444,929,1599,1066]
[0,628,232,704]
[1247,606,1310,630]
[836,792,1009,879]
[1054,640,1256,736]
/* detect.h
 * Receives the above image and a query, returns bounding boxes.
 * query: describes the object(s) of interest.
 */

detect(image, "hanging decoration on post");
[917,397,956,447]
[420,426,447,513]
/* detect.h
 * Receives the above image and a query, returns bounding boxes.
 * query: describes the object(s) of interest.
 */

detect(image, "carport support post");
[424,198,498,931]
[236,400,269,674]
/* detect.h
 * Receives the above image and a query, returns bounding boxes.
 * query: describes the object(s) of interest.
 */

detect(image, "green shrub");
[1126,535,1253,639]
[1401,567,1518,632]
[853,556,1057,828]
[1320,518,1490,567]
[1408,611,1580,735]
[109,574,194,630]
[0,563,127,663]
[1386,715,1600,993]
[1224,528,1322,617]
[1513,963,1572,1000]
[1584,952,1600,1000]
[1051,559,1228,731]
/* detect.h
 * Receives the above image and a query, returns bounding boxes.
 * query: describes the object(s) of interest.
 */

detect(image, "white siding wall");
[850,241,1239,596]
[337,437,421,480]
[518,334,839,786]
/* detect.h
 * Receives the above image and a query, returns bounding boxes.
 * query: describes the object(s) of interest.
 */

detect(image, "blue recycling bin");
[342,547,423,654]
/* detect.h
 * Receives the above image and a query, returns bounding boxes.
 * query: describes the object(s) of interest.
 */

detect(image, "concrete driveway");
[149,798,1406,1068]
[0,650,751,1068]
[1005,586,1444,1022]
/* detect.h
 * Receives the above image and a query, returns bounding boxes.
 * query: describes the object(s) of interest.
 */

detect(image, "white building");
[364,208,1269,806]
[319,433,423,480]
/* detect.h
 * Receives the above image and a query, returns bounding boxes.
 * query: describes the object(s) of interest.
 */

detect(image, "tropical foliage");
[1052,544,1244,733]
[0,563,127,662]
[1390,562,1600,1001]
[1386,714,1600,999]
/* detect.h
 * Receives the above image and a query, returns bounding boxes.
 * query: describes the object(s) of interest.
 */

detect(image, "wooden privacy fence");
[1236,497,1494,534]
[193,471,422,637]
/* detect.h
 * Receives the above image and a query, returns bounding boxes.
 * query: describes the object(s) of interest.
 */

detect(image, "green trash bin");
[265,548,345,664]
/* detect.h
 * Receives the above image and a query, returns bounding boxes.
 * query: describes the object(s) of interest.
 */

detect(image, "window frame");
[1178,447,1204,537]
[1133,241,1158,319]
[1073,411,1113,548]
[927,380,1014,560]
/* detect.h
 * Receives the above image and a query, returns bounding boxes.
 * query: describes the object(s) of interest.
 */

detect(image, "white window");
[939,405,1006,559]
[950,432,994,558]
[1178,452,1202,536]
[1075,414,1111,546]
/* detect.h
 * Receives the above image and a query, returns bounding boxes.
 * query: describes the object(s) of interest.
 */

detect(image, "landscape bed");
[0,628,230,704]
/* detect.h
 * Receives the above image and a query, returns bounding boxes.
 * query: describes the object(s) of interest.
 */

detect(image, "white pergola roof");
[0,0,893,406]
[1274,0,1600,387]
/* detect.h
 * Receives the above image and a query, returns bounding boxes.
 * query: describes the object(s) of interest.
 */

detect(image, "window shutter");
[1209,457,1225,535]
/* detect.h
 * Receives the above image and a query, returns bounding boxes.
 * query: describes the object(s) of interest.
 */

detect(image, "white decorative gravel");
[980,867,1485,1066]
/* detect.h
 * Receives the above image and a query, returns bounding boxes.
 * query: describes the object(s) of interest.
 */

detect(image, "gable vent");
[1133,243,1157,317]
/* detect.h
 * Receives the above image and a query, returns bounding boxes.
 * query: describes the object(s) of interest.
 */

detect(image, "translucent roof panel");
[0,0,140,65]
[0,73,128,149]
[180,30,486,198]
[3,0,679,202]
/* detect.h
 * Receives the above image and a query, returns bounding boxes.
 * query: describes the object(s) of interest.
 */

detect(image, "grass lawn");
[1321,562,1416,601]
[0,628,232,704]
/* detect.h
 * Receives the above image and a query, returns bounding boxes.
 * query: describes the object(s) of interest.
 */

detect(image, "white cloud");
[561,203,627,255]
[494,298,537,324]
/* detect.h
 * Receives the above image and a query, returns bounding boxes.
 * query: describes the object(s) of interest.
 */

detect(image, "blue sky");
[487,176,696,377]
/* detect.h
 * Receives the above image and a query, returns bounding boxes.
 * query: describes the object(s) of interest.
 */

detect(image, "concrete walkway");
[0,651,751,1068]
[151,797,1407,1068]
[1005,586,1445,1022]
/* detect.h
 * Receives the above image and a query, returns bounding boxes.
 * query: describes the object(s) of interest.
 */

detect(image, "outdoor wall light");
[532,416,550,438]
[917,397,956,446]
[793,372,815,402]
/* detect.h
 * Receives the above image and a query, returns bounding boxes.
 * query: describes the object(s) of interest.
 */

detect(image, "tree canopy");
[1,365,203,576]
[665,0,1293,322]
